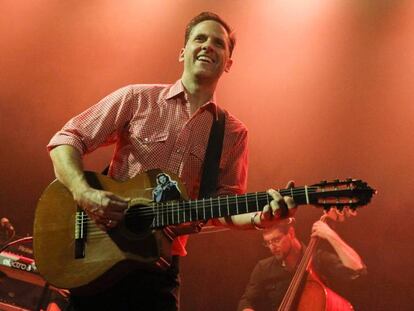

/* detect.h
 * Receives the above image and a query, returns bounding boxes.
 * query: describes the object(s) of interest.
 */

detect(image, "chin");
[273,253,283,260]
[194,71,219,81]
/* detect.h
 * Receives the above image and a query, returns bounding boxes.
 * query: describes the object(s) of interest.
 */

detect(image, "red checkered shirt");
[48,79,248,255]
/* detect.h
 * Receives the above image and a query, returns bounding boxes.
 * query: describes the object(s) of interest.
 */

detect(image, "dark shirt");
[238,246,364,311]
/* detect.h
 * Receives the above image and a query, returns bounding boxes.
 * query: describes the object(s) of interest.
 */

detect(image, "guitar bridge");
[74,210,87,258]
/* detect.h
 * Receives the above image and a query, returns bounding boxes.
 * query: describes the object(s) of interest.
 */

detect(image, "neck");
[181,74,217,113]
[283,239,303,271]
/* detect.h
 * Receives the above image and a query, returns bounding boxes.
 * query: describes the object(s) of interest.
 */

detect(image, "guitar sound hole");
[124,205,154,234]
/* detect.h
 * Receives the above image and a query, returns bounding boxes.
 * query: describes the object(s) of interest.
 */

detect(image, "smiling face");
[179,20,233,83]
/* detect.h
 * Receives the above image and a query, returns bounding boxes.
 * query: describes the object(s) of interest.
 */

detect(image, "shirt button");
[144,138,149,142]
[176,148,181,153]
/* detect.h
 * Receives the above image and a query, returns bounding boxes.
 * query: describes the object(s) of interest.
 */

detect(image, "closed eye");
[215,39,225,48]
[194,34,207,42]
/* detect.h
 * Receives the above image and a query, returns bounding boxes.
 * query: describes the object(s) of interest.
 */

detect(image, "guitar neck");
[146,186,317,228]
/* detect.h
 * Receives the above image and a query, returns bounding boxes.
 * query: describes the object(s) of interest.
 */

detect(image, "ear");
[224,58,233,73]
[179,48,185,63]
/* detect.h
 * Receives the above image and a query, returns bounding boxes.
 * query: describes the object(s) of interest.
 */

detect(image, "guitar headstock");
[309,178,376,211]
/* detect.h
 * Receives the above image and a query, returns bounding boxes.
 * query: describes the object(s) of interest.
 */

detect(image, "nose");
[201,39,214,51]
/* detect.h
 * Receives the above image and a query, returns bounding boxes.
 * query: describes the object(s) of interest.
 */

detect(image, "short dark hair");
[184,11,236,56]
[263,218,296,235]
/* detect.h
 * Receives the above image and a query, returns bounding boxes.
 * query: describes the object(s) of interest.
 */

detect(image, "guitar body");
[33,170,187,295]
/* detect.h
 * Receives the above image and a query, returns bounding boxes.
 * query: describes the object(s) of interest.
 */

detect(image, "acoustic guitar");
[33,170,375,295]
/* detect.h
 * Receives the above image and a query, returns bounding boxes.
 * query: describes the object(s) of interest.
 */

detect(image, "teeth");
[197,55,213,63]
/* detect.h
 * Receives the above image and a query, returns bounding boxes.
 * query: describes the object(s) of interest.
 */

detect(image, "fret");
[185,200,189,222]
[183,200,188,223]
[183,200,191,222]
[161,203,165,226]
[153,203,157,227]
[226,195,230,216]
[218,197,221,217]
[202,198,206,219]
[236,195,239,215]
[190,200,196,222]
[178,201,185,224]
[171,202,174,225]
[194,200,198,221]
[186,201,193,221]
[177,201,180,224]
[195,200,198,222]
[175,201,180,224]
[210,197,214,218]
[183,200,187,224]
[255,192,259,212]
[266,193,270,206]
[245,194,248,213]
[176,201,180,224]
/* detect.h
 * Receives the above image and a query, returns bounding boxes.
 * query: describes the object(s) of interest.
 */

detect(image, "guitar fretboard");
[126,187,318,228]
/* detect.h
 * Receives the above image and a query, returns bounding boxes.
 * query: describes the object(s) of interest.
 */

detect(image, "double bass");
[278,212,355,311]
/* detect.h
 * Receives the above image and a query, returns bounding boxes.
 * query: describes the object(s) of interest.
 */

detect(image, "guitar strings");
[75,188,321,236]
[77,188,319,224]
[77,187,318,221]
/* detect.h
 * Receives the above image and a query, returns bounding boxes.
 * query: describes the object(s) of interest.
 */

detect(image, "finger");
[102,210,125,221]
[270,198,289,218]
[262,204,272,220]
[105,192,131,203]
[104,219,118,228]
[101,195,129,211]
[285,180,295,189]
[348,208,358,217]
[269,190,290,218]
[284,196,296,210]
[267,189,283,201]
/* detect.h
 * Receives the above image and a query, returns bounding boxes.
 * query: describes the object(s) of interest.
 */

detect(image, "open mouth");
[196,55,214,63]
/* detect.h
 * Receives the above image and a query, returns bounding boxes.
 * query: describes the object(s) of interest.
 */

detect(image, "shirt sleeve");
[237,261,263,311]
[314,249,367,282]
[47,85,135,155]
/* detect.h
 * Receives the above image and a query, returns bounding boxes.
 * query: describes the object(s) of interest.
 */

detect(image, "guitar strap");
[198,106,226,199]
[166,105,225,235]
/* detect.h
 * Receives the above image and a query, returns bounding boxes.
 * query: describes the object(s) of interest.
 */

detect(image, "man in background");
[238,218,366,311]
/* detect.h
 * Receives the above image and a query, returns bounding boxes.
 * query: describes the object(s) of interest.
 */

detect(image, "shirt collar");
[166,80,219,120]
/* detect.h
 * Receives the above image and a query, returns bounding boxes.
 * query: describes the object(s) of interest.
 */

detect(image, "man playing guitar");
[46,11,295,311]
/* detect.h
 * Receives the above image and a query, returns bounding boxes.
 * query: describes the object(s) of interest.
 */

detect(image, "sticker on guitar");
[152,173,182,203]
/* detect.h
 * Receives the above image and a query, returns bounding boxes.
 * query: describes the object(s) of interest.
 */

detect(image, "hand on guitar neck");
[248,181,296,229]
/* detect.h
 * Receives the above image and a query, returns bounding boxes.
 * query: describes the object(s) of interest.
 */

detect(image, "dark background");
[1,1,413,310]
